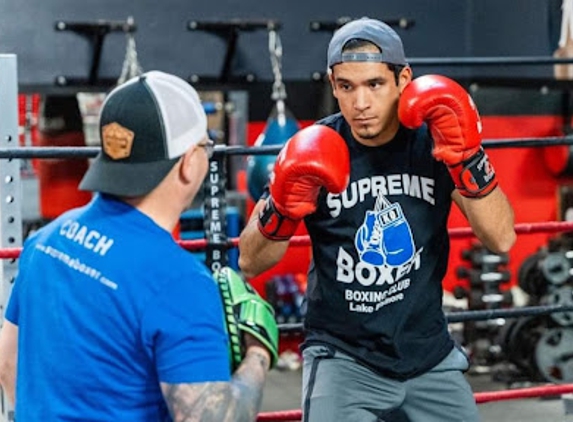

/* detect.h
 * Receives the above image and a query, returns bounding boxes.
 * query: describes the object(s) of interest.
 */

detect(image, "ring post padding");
[203,151,228,272]
[0,54,19,421]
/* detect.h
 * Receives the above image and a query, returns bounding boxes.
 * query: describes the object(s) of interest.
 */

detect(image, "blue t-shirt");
[6,194,230,421]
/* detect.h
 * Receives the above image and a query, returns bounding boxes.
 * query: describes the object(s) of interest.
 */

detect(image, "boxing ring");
[5,52,573,420]
[255,382,573,421]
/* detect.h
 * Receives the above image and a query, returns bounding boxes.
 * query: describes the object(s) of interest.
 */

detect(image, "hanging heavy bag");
[246,100,300,201]
[246,29,300,202]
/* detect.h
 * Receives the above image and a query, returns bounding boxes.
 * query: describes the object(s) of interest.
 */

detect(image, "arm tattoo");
[161,350,270,422]
[162,382,236,421]
[230,350,269,420]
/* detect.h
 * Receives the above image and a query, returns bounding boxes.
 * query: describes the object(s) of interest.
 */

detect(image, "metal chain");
[268,29,286,101]
[118,16,143,85]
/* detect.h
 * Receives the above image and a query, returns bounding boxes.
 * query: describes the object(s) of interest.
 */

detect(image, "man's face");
[182,136,211,210]
[329,55,411,146]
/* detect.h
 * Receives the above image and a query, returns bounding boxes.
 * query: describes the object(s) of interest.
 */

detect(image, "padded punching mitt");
[214,266,279,371]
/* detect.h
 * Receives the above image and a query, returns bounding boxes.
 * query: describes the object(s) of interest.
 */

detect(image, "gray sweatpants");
[301,345,481,422]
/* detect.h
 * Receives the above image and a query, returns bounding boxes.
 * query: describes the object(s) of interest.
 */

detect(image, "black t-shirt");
[302,113,456,380]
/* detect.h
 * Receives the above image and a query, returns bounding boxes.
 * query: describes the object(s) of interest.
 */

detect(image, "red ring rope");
[1,220,573,260]
[255,383,573,421]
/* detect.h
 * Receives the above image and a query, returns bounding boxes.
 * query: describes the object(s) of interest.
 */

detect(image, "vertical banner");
[203,153,228,272]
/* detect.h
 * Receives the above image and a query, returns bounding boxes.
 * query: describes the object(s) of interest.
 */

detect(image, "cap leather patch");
[102,122,134,160]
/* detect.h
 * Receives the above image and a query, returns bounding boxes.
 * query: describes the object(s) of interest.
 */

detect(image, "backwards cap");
[327,17,407,68]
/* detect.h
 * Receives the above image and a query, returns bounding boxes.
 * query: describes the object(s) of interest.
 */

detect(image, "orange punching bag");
[37,95,92,220]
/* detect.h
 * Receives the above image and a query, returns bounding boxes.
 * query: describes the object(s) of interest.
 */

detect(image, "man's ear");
[179,146,197,183]
[328,71,338,99]
[398,66,413,93]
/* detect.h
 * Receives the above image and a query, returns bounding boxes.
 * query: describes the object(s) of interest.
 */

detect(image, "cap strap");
[341,52,385,63]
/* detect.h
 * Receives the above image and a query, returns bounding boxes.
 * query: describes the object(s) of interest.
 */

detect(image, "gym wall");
[0,0,558,87]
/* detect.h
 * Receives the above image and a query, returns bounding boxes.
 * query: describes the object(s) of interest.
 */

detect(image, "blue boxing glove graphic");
[355,211,386,266]
[378,203,415,267]
[355,195,415,268]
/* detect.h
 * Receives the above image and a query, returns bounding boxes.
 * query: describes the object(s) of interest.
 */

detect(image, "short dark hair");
[341,39,404,86]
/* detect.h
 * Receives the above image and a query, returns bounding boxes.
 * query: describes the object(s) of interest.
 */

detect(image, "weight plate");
[544,286,573,326]
[541,252,571,286]
[500,316,547,380]
[534,327,573,383]
[517,252,547,298]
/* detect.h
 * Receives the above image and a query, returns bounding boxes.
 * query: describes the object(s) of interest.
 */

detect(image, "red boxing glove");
[398,74,497,198]
[258,125,350,240]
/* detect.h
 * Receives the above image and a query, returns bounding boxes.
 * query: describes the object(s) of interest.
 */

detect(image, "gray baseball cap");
[327,17,407,68]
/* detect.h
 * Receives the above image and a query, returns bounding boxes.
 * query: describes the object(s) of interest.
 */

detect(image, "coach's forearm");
[228,346,270,421]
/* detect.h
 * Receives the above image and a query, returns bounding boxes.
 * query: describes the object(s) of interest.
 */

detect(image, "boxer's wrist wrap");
[257,197,300,241]
[448,148,498,198]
